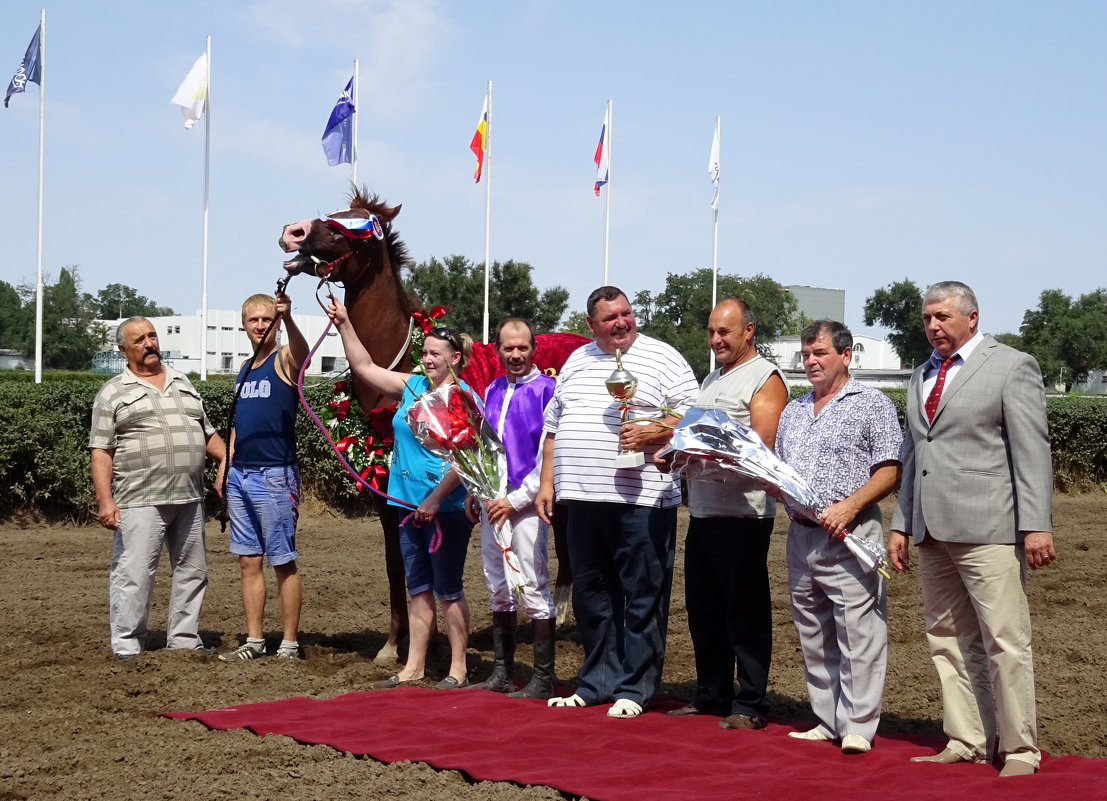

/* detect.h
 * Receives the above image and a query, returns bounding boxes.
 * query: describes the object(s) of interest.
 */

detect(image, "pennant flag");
[4,23,42,109]
[171,52,209,129]
[470,94,489,182]
[322,77,355,166]
[593,115,609,196]
[708,120,720,210]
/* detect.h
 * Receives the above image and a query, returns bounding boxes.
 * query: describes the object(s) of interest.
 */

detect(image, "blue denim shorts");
[227,465,300,566]
[400,508,473,601]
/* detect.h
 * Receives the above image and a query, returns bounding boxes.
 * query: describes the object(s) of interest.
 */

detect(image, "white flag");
[708,119,720,211]
[171,52,208,129]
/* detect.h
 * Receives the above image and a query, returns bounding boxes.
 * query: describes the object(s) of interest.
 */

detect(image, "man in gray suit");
[888,281,1057,778]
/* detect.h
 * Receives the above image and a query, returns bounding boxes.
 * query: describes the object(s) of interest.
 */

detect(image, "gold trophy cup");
[605,349,645,468]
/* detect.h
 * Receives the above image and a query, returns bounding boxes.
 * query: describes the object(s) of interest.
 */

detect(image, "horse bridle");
[303,216,415,372]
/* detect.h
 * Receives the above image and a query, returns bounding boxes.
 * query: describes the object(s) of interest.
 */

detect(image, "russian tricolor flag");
[593,115,609,196]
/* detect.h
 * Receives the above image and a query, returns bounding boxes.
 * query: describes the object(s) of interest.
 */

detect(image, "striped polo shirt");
[543,334,698,508]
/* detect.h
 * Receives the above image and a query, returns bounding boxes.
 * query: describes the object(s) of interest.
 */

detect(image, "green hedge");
[0,375,377,524]
[0,377,1102,523]
[1045,396,1107,491]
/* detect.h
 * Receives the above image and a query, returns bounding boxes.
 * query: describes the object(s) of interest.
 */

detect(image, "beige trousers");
[918,539,1038,768]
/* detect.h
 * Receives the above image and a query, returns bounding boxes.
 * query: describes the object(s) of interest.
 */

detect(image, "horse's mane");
[347,187,411,277]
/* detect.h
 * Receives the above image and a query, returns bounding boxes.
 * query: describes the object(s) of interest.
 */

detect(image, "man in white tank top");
[666,299,788,731]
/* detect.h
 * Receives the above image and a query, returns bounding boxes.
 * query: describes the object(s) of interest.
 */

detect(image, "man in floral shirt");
[774,320,901,755]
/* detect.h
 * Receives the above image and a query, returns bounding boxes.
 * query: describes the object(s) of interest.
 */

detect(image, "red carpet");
[166,689,1107,800]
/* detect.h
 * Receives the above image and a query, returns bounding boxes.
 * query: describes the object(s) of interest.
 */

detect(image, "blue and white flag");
[4,23,42,108]
[322,77,355,166]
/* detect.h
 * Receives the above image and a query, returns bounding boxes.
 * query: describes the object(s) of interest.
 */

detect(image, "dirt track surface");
[2,494,1104,800]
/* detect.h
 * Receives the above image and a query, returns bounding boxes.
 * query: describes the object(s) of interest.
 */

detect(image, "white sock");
[279,640,298,650]
[246,638,265,650]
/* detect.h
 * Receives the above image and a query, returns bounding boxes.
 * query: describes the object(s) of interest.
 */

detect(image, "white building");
[94,309,348,377]
[765,334,911,389]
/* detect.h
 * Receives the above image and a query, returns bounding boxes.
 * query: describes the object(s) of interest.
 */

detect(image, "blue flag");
[321,77,355,166]
[4,23,42,108]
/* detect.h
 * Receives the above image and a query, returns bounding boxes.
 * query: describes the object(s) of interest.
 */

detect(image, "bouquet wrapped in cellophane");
[658,407,889,577]
[406,382,535,596]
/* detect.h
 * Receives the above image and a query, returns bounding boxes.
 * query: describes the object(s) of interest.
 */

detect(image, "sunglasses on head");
[427,327,462,352]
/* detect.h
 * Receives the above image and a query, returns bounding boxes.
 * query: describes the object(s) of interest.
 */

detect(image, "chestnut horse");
[279,189,584,661]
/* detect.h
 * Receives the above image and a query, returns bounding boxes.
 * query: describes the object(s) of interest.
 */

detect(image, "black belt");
[793,517,821,528]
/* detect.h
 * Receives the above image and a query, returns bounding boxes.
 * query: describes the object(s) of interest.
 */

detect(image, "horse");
[279,189,586,661]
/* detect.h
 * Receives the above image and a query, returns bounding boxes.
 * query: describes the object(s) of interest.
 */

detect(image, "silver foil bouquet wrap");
[659,407,889,576]
[406,382,535,595]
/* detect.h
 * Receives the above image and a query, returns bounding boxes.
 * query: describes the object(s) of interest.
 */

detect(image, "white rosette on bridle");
[659,407,889,575]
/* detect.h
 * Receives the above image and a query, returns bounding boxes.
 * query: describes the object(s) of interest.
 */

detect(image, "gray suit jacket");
[891,335,1053,544]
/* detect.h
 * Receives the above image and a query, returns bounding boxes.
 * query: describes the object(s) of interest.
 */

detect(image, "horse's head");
[279,189,406,282]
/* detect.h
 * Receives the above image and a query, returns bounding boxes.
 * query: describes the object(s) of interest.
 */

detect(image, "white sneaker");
[788,727,832,741]
[841,734,872,754]
[275,644,300,659]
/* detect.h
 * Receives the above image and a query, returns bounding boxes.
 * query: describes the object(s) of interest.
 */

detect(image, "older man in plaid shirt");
[89,317,226,660]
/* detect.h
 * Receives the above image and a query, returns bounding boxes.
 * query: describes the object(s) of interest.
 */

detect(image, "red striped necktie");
[925,356,957,422]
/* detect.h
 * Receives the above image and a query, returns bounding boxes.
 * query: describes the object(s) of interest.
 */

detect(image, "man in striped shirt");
[536,286,698,718]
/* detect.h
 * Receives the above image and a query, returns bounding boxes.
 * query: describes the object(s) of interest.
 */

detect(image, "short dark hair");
[800,319,853,354]
[494,317,535,348]
[586,285,628,318]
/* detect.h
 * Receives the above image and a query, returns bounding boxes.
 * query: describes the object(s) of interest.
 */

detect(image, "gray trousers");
[109,501,208,656]
[786,505,887,742]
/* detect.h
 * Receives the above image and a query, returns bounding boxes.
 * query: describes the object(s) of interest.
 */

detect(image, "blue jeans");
[399,509,473,601]
[227,465,300,566]
[565,500,677,706]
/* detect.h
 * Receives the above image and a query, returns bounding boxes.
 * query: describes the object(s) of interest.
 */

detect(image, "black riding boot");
[509,617,555,699]
[474,611,516,692]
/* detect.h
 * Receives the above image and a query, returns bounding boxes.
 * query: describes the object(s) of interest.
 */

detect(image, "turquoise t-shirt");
[388,375,470,511]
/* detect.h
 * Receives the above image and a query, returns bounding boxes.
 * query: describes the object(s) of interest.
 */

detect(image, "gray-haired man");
[89,317,226,660]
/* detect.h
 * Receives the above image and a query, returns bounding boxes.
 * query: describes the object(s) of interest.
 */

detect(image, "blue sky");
[2,0,1104,340]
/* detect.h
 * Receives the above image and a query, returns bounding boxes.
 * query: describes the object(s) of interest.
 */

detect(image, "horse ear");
[383,203,402,222]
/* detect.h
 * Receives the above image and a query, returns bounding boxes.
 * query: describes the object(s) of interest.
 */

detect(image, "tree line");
[0,268,175,371]
[5,262,1101,388]
[405,257,807,379]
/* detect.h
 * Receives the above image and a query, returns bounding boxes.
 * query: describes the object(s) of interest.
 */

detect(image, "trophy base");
[614,450,645,469]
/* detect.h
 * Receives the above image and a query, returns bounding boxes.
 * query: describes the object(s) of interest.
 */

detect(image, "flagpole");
[33,8,46,384]
[351,58,359,187]
[602,99,612,285]
[709,115,720,372]
[481,80,492,344]
[199,34,211,380]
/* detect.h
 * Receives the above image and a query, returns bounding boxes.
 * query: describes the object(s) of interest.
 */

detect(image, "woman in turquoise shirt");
[328,296,474,689]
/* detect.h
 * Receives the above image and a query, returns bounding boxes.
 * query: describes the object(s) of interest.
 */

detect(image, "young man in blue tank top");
[219,291,309,662]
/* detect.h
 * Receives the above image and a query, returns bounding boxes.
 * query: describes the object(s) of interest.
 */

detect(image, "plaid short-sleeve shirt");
[88,367,216,508]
